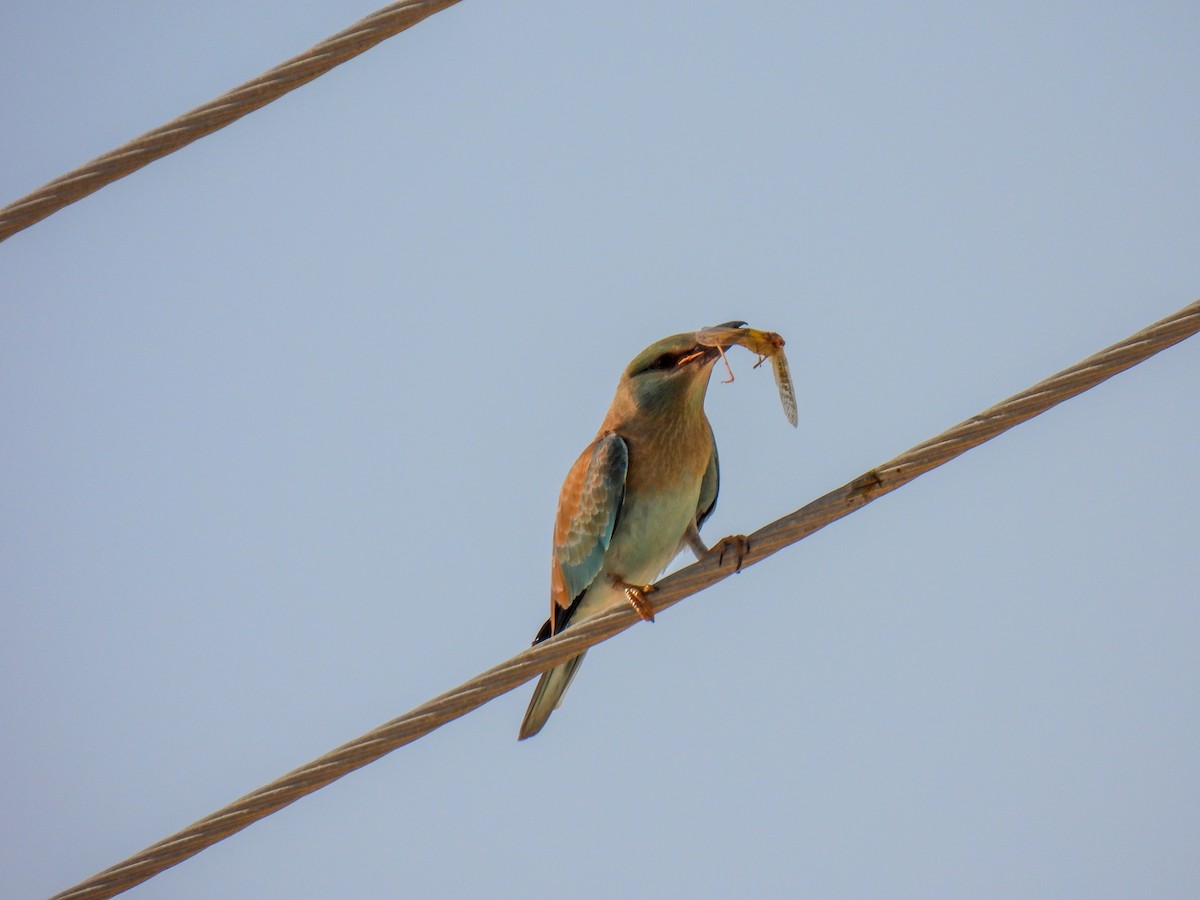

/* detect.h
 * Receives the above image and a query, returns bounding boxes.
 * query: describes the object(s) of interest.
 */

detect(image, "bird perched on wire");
[519,322,754,740]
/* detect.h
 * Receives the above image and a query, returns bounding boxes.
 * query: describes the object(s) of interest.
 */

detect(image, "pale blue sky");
[3,3,1199,897]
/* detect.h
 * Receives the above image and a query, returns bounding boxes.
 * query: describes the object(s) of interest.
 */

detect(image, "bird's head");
[613,321,747,418]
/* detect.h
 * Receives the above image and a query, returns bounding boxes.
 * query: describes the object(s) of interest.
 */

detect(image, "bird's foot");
[621,582,656,623]
[711,534,751,572]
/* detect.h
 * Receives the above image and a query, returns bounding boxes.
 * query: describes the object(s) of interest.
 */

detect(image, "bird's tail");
[518,651,587,740]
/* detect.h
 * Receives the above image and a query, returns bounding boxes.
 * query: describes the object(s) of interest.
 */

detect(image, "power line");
[51,297,1200,900]
[0,0,463,244]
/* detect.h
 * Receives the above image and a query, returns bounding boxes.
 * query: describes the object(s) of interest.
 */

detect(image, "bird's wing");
[679,422,720,560]
[551,431,628,617]
[696,421,719,530]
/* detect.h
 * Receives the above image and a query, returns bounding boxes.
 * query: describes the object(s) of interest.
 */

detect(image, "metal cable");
[52,298,1200,899]
[0,0,463,244]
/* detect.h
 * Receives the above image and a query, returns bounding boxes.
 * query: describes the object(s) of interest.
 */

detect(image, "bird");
[518,323,748,740]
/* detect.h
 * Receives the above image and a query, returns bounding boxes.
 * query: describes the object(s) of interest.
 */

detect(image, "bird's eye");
[650,352,678,370]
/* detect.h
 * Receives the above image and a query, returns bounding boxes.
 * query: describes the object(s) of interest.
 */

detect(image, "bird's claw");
[623,583,656,623]
[713,534,751,572]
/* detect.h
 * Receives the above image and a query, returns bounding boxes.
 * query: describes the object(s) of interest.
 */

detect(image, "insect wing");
[772,350,798,427]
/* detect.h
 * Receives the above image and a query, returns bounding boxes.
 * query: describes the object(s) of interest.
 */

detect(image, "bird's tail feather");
[518,651,587,740]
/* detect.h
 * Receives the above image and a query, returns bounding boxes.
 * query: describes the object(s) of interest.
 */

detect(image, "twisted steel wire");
[53,298,1200,899]
[0,0,462,244]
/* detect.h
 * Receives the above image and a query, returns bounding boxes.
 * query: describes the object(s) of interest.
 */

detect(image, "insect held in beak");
[696,324,798,427]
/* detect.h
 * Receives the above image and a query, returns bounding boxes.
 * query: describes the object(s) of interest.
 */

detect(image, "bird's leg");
[609,575,656,623]
[684,522,709,560]
[708,534,751,573]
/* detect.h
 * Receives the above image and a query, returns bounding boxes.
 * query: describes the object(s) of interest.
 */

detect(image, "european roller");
[519,322,766,740]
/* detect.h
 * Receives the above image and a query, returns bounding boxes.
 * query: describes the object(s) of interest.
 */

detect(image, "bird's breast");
[602,418,713,586]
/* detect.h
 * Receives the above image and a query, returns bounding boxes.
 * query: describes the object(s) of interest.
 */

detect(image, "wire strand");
[52,298,1200,899]
[0,0,463,244]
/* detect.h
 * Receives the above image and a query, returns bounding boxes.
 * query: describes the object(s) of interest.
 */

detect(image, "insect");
[696,324,798,427]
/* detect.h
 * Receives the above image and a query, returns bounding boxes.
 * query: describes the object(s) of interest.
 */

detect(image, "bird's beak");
[674,322,748,366]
